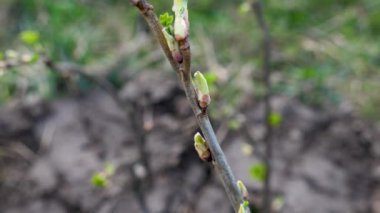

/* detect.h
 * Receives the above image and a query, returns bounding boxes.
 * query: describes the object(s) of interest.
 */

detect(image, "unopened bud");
[174,18,188,41]
[193,71,211,109]
[172,0,189,41]
[238,201,250,213]
[194,132,211,161]
[162,29,182,62]
[238,203,246,213]
[237,180,249,200]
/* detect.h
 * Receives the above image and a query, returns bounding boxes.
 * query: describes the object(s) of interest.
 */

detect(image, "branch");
[131,0,249,212]
[250,0,273,212]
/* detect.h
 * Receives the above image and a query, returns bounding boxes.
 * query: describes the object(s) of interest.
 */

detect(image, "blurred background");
[0,0,379,212]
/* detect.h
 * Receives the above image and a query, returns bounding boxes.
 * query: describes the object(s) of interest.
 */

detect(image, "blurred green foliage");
[91,173,108,188]
[249,163,267,182]
[91,163,115,188]
[268,112,282,128]
[19,30,39,45]
[0,0,379,122]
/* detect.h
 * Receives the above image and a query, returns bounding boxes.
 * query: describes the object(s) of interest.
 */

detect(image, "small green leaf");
[91,173,108,188]
[19,30,40,45]
[268,112,282,127]
[249,163,267,182]
[159,12,174,28]
[0,52,3,60]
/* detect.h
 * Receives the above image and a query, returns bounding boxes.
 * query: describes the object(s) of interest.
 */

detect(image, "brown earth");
[0,71,379,213]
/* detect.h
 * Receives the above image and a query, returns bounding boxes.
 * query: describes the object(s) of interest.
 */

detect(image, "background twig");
[251,0,273,212]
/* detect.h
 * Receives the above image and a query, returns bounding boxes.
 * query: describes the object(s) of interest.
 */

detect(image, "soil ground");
[0,71,379,213]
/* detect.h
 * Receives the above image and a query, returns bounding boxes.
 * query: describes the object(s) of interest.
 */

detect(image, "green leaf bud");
[238,203,247,213]
[194,132,211,161]
[162,29,182,62]
[172,0,189,41]
[237,180,249,200]
[193,71,211,109]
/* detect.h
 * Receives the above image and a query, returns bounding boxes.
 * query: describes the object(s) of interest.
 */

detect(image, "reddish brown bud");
[199,94,211,109]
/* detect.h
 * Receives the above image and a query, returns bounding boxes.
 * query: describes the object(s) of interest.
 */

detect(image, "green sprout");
[160,12,182,62]
[159,12,174,28]
[193,71,211,109]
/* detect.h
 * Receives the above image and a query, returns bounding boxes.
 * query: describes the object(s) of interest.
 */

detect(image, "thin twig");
[251,0,273,212]
[130,0,248,212]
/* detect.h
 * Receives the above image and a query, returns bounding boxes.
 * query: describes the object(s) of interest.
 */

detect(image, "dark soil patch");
[0,71,379,213]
